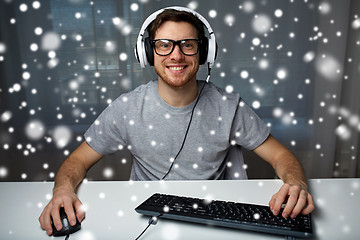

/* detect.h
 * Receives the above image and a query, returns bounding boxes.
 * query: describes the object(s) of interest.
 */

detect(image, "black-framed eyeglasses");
[151,39,201,56]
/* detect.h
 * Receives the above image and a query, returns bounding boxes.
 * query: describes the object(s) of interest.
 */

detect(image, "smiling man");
[39,7,314,236]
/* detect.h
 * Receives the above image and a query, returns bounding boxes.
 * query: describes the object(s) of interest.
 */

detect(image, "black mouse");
[51,207,81,237]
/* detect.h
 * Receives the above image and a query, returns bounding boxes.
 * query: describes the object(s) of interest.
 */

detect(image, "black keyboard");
[135,193,313,238]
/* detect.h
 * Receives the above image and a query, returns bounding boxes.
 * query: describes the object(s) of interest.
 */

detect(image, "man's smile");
[166,65,188,73]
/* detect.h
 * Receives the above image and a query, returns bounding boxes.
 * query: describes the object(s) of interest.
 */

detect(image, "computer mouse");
[51,207,81,237]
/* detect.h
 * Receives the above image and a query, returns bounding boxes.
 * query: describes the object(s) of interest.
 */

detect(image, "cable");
[135,216,159,240]
[135,222,152,240]
[135,77,209,238]
[136,66,212,239]
[161,67,211,180]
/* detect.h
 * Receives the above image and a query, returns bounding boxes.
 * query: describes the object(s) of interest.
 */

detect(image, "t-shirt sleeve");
[230,99,270,151]
[84,98,127,155]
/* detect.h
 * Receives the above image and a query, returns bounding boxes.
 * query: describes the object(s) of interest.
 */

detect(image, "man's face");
[153,21,200,88]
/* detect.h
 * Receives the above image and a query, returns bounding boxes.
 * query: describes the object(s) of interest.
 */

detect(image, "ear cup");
[213,41,218,62]
[135,37,149,68]
[199,37,208,65]
[206,34,217,68]
[144,37,154,66]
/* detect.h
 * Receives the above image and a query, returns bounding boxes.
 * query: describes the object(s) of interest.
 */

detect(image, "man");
[39,8,314,236]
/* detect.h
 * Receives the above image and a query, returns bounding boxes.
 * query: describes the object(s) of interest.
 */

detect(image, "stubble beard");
[155,66,199,88]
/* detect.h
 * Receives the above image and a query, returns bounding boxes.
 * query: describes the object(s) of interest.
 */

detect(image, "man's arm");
[39,141,103,235]
[253,134,315,218]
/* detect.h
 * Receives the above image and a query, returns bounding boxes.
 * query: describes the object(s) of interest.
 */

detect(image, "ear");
[144,37,154,66]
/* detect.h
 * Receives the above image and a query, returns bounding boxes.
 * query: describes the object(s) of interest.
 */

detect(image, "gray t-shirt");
[84,80,270,180]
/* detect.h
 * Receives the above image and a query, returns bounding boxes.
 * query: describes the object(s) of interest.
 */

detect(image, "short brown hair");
[147,9,206,40]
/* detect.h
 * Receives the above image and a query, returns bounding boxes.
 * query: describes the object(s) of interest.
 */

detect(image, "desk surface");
[0,179,359,240]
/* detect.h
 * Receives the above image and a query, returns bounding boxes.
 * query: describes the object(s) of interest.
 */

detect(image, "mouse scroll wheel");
[62,218,69,230]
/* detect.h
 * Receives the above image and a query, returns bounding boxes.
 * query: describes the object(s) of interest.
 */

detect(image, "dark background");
[1,0,359,182]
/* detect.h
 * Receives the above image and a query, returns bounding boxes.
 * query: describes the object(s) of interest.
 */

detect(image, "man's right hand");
[38,188,85,236]
[38,141,102,235]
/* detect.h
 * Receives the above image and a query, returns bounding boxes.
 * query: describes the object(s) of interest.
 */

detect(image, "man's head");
[144,9,208,88]
[146,9,208,66]
[151,20,200,88]
[135,7,217,69]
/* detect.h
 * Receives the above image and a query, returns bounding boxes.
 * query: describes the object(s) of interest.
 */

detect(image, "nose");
[169,45,185,61]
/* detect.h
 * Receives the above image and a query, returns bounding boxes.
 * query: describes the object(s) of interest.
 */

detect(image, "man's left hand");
[269,183,315,219]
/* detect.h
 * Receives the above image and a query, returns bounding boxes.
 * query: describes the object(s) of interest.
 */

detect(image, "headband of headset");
[134,6,217,69]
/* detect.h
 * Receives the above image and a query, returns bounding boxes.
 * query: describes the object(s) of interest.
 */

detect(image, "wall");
[0,0,359,181]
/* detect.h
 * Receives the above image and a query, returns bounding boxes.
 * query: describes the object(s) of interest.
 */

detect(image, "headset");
[134,6,218,69]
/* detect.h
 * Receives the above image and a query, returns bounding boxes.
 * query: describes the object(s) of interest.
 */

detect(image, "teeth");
[169,66,185,71]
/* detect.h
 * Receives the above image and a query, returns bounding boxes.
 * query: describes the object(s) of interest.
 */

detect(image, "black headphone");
[134,6,217,69]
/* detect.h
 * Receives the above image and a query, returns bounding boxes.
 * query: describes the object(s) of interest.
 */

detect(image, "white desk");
[0,179,359,240]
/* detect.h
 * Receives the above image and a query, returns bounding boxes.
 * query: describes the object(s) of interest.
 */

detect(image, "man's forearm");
[273,151,308,190]
[52,141,102,194]
[53,156,88,194]
[253,135,308,189]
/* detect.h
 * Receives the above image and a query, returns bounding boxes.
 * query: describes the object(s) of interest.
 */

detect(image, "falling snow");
[0,0,358,189]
